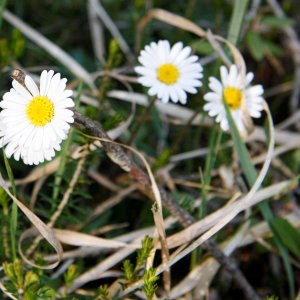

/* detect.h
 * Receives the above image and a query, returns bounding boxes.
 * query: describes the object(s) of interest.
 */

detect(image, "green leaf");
[192,40,214,55]
[263,40,283,57]
[270,217,300,259]
[261,16,294,28]
[246,31,265,61]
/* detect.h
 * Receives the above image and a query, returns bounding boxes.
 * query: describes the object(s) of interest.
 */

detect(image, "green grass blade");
[9,202,17,260]
[227,0,249,45]
[199,125,222,218]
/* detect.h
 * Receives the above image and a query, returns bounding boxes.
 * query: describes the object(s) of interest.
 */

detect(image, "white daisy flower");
[135,40,203,104]
[0,70,74,164]
[203,64,264,134]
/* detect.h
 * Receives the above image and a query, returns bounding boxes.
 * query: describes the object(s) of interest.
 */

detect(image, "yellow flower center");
[157,64,179,85]
[223,87,242,110]
[26,96,54,126]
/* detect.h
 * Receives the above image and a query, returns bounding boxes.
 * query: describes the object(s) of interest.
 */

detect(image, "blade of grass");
[224,102,295,299]
[3,150,17,261]
[228,0,249,45]
[199,126,222,219]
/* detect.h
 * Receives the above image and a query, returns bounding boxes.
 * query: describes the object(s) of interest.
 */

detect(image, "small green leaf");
[246,31,264,61]
[270,217,300,259]
[263,40,283,57]
[261,16,294,28]
[192,40,214,55]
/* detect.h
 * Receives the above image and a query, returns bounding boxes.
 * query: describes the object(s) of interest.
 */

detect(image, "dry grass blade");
[170,222,249,299]
[53,229,137,249]
[87,169,121,192]
[119,179,295,297]
[87,0,105,63]
[89,184,138,221]
[136,8,206,51]
[25,146,88,258]
[68,238,142,292]
[0,173,63,269]
[91,0,134,61]
[107,90,204,124]
[29,177,46,210]
[95,136,171,293]
[205,30,231,67]
[136,9,245,73]
[166,180,294,249]
[3,10,95,90]
[45,218,176,263]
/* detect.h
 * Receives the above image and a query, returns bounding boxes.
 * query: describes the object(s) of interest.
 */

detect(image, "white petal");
[169,42,184,61]
[173,46,192,65]
[39,70,48,96]
[208,77,223,94]
[174,85,187,104]
[246,72,254,85]
[220,65,229,86]
[47,73,61,100]
[169,86,178,103]
[12,80,32,100]
[43,70,55,96]
[25,75,39,97]
[228,65,238,86]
